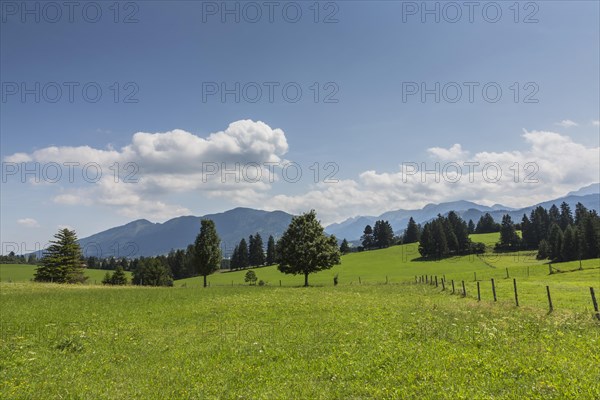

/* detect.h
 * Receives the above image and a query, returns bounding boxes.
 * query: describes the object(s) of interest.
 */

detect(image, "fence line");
[414,274,599,319]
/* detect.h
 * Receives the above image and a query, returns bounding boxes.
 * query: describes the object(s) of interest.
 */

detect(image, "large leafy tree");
[192,219,222,287]
[34,228,86,283]
[277,210,341,286]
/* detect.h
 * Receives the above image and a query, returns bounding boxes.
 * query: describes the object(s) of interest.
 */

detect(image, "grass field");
[0,264,132,284]
[1,234,599,398]
[1,283,599,399]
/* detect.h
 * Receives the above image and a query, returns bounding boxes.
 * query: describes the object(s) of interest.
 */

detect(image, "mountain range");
[78,208,293,259]
[75,184,600,258]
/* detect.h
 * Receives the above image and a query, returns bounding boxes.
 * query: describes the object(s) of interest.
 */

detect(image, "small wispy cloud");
[17,218,40,228]
[592,120,600,127]
[555,119,578,128]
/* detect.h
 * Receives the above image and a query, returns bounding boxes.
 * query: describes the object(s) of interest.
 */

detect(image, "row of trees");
[102,266,128,285]
[400,213,500,246]
[494,202,600,262]
[33,210,341,287]
[474,213,500,234]
[230,234,277,270]
[418,212,485,258]
[361,220,395,250]
[0,252,37,264]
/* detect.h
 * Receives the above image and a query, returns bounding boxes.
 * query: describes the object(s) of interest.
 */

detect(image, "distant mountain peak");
[567,183,600,197]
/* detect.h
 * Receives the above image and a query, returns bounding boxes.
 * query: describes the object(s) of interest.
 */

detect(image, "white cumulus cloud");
[238,130,600,224]
[5,120,288,220]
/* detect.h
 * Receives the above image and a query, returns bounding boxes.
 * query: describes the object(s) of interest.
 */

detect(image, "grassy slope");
[177,234,599,312]
[0,264,132,284]
[1,283,599,399]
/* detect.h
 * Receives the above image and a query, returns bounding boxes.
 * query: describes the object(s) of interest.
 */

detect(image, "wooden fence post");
[548,263,553,275]
[477,281,481,301]
[386,275,389,284]
[451,280,455,295]
[435,276,438,288]
[359,276,362,284]
[590,287,600,320]
[506,268,509,279]
[513,278,519,307]
[546,286,553,313]
[462,280,466,297]
[491,278,497,302]
[441,278,445,291]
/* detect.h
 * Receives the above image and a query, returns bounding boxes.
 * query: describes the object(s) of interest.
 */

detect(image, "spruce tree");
[404,217,420,243]
[498,214,521,250]
[548,224,563,261]
[559,202,574,230]
[361,225,374,250]
[34,228,86,283]
[249,233,265,266]
[340,238,350,254]
[192,219,222,287]
[111,266,128,285]
[266,235,276,265]
[561,225,578,261]
[238,238,249,269]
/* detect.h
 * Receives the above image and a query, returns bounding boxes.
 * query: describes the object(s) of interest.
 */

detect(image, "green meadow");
[0,264,132,284]
[1,233,599,399]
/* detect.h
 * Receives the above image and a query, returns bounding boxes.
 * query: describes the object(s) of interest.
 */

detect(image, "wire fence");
[414,273,600,320]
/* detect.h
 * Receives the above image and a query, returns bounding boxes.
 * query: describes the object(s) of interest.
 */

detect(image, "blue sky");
[1,1,599,252]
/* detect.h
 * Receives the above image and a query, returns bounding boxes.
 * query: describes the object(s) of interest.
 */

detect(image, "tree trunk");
[304,272,309,287]
[203,275,207,288]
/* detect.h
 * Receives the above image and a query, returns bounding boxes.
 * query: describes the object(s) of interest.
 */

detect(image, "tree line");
[230,233,277,270]
[418,212,486,258]
[32,210,341,287]
[360,220,395,250]
[0,251,37,265]
[496,202,600,262]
